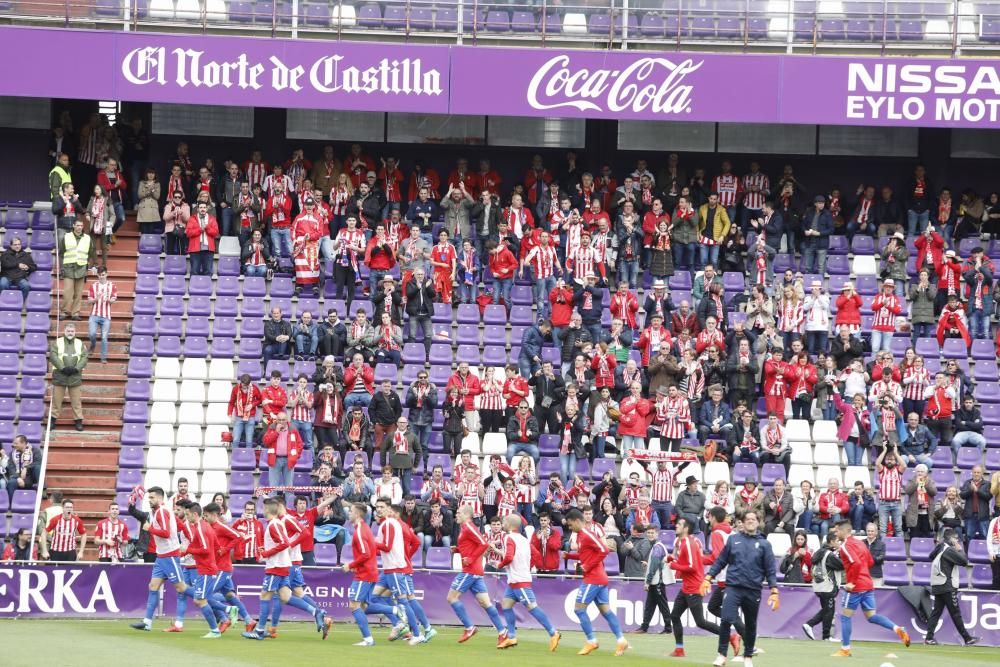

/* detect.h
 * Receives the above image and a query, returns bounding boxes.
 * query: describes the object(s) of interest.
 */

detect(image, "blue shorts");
[289,564,305,589]
[349,580,374,603]
[216,572,235,595]
[504,586,537,606]
[403,575,415,597]
[262,574,290,593]
[183,568,198,587]
[843,590,877,611]
[450,573,488,595]
[151,556,184,584]
[192,574,221,600]
[376,572,410,597]
[576,583,609,606]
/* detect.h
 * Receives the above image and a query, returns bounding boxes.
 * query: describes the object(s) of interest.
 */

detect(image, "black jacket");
[864,536,885,579]
[369,391,402,426]
[0,249,36,282]
[405,280,436,317]
[959,478,992,520]
[528,373,566,410]
[831,336,865,370]
[372,287,404,325]
[470,200,502,238]
[560,326,592,363]
[264,318,293,344]
[348,190,386,224]
[953,407,983,434]
[929,542,968,594]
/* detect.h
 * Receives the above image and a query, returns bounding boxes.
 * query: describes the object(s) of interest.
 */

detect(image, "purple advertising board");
[0,564,997,647]
[0,26,999,128]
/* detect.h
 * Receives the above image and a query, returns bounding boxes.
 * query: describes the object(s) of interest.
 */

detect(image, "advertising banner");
[0,564,997,647]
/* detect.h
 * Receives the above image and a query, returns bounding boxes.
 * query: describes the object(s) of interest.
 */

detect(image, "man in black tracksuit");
[705,509,779,666]
[924,530,980,645]
[802,531,844,641]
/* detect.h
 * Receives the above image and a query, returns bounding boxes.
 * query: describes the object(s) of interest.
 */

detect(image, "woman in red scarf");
[780,529,813,584]
[788,352,818,421]
[735,480,764,518]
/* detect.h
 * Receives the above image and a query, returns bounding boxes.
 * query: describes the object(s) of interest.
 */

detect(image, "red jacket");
[670,534,706,594]
[260,385,287,420]
[609,292,639,330]
[488,247,518,282]
[762,359,790,397]
[817,489,849,520]
[835,293,863,326]
[364,236,397,271]
[530,527,562,572]
[408,168,441,202]
[446,372,482,411]
[870,362,901,383]
[474,170,503,198]
[262,426,303,470]
[636,326,673,366]
[549,286,575,327]
[617,395,651,437]
[914,231,944,271]
[524,168,553,205]
[185,215,220,254]
[671,310,700,336]
[642,211,670,246]
[264,193,293,228]
[787,362,818,396]
[227,384,263,419]
[344,364,375,395]
[97,170,127,199]
[447,170,477,194]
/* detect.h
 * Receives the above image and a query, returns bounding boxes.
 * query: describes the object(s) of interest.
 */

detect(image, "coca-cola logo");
[526,55,702,115]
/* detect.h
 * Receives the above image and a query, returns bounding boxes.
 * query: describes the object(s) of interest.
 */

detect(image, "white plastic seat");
[202,448,229,470]
[806,533,821,551]
[205,403,230,425]
[173,471,201,494]
[150,401,177,425]
[331,3,357,26]
[852,256,877,276]
[481,433,507,456]
[813,441,842,465]
[844,466,872,489]
[788,464,815,488]
[204,0,226,20]
[562,12,587,33]
[816,0,844,14]
[645,437,661,452]
[703,461,731,487]
[218,236,241,257]
[176,424,204,447]
[815,465,844,487]
[155,357,181,380]
[148,0,174,19]
[924,18,949,41]
[201,471,228,496]
[790,441,813,465]
[461,432,481,455]
[767,533,791,554]
[173,446,202,469]
[146,446,174,470]
[144,469,171,491]
[175,0,200,20]
[181,358,209,381]
[147,423,176,447]
[151,379,179,402]
[811,420,838,443]
[784,419,811,442]
[209,359,235,381]
[203,424,229,446]
[178,402,206,425]
[179,379,207,404]
[207,380,231,403]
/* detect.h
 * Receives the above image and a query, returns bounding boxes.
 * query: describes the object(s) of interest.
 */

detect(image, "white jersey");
[502,532,532,586]
[281,515,303,563]
[265,518,293,571]
[376,517,408,572]
[151,506,181,556]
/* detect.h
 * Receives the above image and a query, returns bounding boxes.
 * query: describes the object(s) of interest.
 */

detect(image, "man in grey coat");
[674,475,707,534]
[621,522,653,579]
[763,478,795,535]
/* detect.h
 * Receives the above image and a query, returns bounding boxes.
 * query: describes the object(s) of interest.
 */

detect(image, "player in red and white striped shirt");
[567,231,606,284]
[43,499,86,561]
[712,160,743,211]
[232,500,264,564]
[874,446,905,538]
[94,501,129,562]
[639,458,691,528]
[87,266,117,363]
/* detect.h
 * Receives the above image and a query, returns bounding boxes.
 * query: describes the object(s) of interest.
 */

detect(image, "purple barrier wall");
[0,564,996,646]
[0,27,998,128]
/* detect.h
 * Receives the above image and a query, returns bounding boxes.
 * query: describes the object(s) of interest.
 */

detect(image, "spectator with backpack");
[801,531,844,641]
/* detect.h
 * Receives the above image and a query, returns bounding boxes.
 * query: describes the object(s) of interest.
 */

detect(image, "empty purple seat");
[511,10,535,32]
[435,8,457,30]
[121,423,148,446]
[18,398,44,421]
[212,275,237,297]
[139,234,162,254]
[31,229,56,252]
[0,337,16,355]
[403,343,425,365]
[183,337,209,357]
[270,276,294,298]
[239,318,264,339]
[970,339,994,360]
[158,316,183,337]
[482,346,507,366]
[428,344,452,365]
[239,338,263,359]
[455,345,479,365]
[293,299,320,320]
[382,4,405,28]
[0,398,14,420]
[11,489,36,513]
[882,535,904,560]
[185,316,210,338]
[0,291,22,311]
[424,546,452,569]
[941,337,968,359]
[510,285,531,306]
[483,305,507,325]
[968,539,989,563]
[23,291,49,312]
[975,381,1000,403]
[230,472,256,493]
[218,257,240,276]
[134,274,159,295]
[231,448,257,471]
[229,0,253,21]
[130,315,155,337]
[374,363,397,383]
[127,357,153,378]
[215,295,239,318]
[910,561,931,585]
[116,468,143,492]
[189,275,213,296]
[733,462,758,485]
[4,210,27,229]
[19,376,45,399]
[137,254,160,274]
[826,236,849,256]
[0,376,16,397]
[187,295,211,317]
[213,317,237,339]
[164,255,187,275]
[124,378,151,401]
[485,9,510,31]
[304,1,329,26]
[482,325,506,345]
[760,463,785,485]
[156,336,182,357]
[156,295,182,316]
[21,354,46,375]
[22,333,46,353]
[909,537,935,561]
[430,302,451,324]
[509,306,532,326]
[119,446,145,468]
[28,272,52,292]
[896,19,922,40]
[882,561,909,586]
[0,311,19,332]
[640,12,665,36]
[588,12,612,34]
[210,337,236,358]
[409,6,433,29]
[237,360,262,380]
[123,401,150,423]
[130,335,154,357]
[456,304,480,325]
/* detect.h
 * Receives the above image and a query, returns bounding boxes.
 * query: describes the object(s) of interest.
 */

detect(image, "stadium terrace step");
[44,474,116,490]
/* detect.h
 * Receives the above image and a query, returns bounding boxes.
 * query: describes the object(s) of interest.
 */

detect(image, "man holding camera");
[49,323,88,432]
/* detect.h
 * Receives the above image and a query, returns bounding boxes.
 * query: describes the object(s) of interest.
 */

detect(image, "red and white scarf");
[392,430,408,454]
[739,486,760,505]
[765,425,783,451]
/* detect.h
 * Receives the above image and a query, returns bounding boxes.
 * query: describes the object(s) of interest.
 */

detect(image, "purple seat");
[4,210,27,229]
[911,561,931,585]
[483,305,507,325]
[137,255,160,274]
[428,344,452,365]
[509,285,531,306]
[984,425,1000,446]
[456,304,480,325]
[20,353,45,376]
[187,295,211,317]
[357,3,381,27]
[32,210,55,229]
[722,273,745,292]
[882,561,909,586]
[942,337,968,359]
[189,275,213,296]
[538,434,559,456]
[218,257,240,276]
[118,446,145,468]
[402,343,425,365]
[158,316,183,337]
[931,447,953,469]
[237,360,262,380]
[382,5,406,28]
[640,12,666,36]
[24,292,49,312]
[0,398,14,420]
[131,315,155,336]
[826,255,850,275]
[510,10,535,32]
[968,539,989,564]
[931,468,955,490]
[270,276,294,298]
[896,19,923,40]
[974,363,998,382]
[229,471,255,493]
[615,12,640,35]
[22,312,46,334]
[123,401,150,424]
[116,469,143,492]
[120,423,148,446]
[270,298,292,318]
[455,345,479,365]
[11,489,35,513]
[215,295,239,318]
[970,339,994,360]
[29,272,52,291]
[129,335,154,357]
[0,311,19,332]
[0,291,22,312]
[482,325,506,345]
[303,2,329,26]
[139,234,162,254]
[239,318,264,339]
[664,15,689,37]
[424,546,452,569]
[134,274,159,295]
[293,299,320,320]
[157,295,182,316]
[156,336,182,357]
[231,448,257,471]
[124,378,151,401]
[408,6,433,29]
[239,338,263,359]
[987,449,1000,469]
[482,346,507,366]
[19,376,46,399]
[430,302,451,325]
[975,381,1000,403]
[0,376,16,397]
[17,398,43,421]
[760,463,785,486]
[213,317,237,339]
[510,306,532,326]
[972,564,993,587]
[183,337,209,357]
[485,10,510,31]
[669,272,692,291]
[22,333,46,353]
[909,537,935,561]
[185,316,210,338]
[163,255,187,275]
[127,357,153,378]
[374,363,397,383]
[210,337,236,358]
[914,337,938,358]
[435,7,457,30]
[733,463,758,485]
[229,0,253,21]
[588,12,612,34]
[883,536,905,560]
[982,403,1000,426]
[845,18,873,40]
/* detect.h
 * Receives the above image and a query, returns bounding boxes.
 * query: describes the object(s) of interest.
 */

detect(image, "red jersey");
[185,519,220,575]
[211,521,243,572]
[878,465,902,502]
[232,516,263,561]
[46,514,85,552]
[839,535,875,593]
[670,534,706,594]
[261,385,288,419]
[457,521,489,575]
[290,507,319,554]
[565,526,610,585]
[94,518,129,561]
[349,521,379,583]
[401,521,421,575]
[88,281,117,319]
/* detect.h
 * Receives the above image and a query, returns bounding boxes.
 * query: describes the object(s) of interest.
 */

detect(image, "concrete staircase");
[45,220,139,557]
